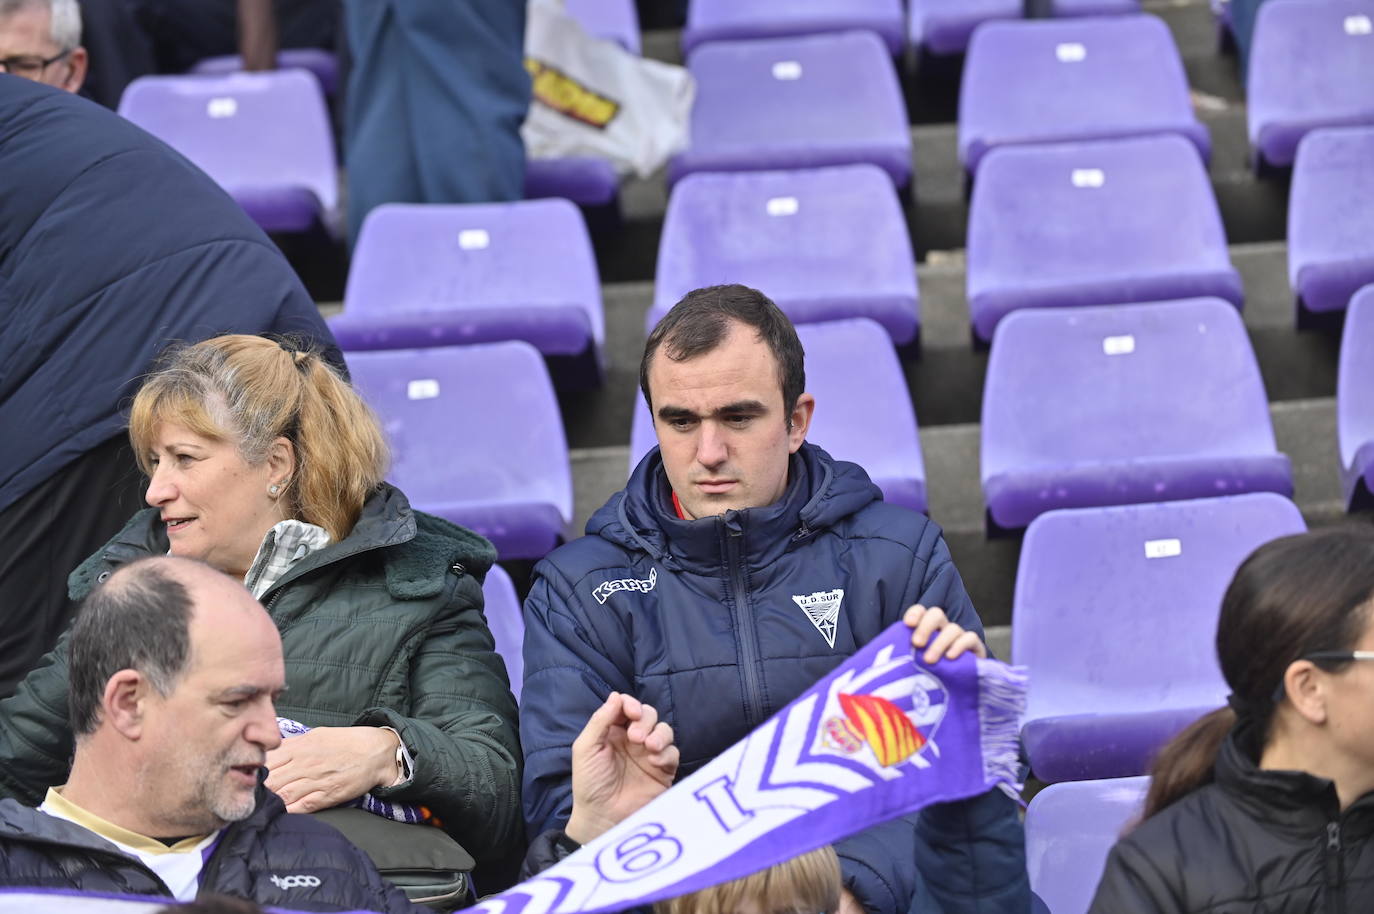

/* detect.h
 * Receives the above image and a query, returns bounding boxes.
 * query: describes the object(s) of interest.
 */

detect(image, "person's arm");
[905,520,985,645]
[520,565,639,836]
[1087,838,1184,914]
[237,0,278,71]
[0,636,77,804]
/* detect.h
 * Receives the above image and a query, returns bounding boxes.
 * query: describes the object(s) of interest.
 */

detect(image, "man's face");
[137,575,285,835]
[0,4,86,92]
[648,320,813,519]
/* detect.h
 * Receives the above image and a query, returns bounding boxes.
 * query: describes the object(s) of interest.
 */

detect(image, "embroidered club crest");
[792,588,843,648]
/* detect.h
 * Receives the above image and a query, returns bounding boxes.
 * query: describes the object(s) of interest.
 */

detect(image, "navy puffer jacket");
[0,790,419,912]
[521,443,1029,914]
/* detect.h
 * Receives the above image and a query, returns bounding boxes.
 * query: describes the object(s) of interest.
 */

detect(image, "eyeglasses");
[0,47,72,78]
[1303,651,1374,664]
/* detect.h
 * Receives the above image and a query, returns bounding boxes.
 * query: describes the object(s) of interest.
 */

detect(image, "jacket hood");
[587,442,882,573]
[68,483,495,602]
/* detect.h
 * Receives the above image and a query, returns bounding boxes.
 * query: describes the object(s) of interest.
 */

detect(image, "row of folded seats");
[100,4,1372,908]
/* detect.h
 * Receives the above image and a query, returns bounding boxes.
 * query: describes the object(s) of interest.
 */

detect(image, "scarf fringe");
[975,659,1029,801]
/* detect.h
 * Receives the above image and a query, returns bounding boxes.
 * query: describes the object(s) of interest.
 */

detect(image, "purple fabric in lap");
[668,32,910,188]
[908,0,1021,55]
[959,15,1208,173]
[1338,286,1374,508]
[650,165,919,344]
[1012,494,1305,781]
[1247,0,1374,168]
[967,134,1240,342]
[981,299,1291,530]
[346,343,572,561]
[1288,127,1374,313]
[683,0,905,56]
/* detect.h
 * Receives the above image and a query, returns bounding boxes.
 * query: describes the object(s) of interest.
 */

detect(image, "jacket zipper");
[1324,820,1345,914]
[724,517,764,728]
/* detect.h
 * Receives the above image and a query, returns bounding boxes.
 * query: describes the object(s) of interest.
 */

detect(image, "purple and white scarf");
[465,621,1028,914]
[275,719,433,825]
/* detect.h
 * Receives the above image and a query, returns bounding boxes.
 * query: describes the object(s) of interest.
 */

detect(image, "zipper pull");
[1324,821,1343,889]
[1328,821,1342,852]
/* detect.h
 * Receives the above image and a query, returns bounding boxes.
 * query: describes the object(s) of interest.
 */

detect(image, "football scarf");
[467,620,1027,914]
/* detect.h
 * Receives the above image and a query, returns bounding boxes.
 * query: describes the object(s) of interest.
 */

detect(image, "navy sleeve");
[914,788,1031,914]
[520,563,636,837]
[911,524,985,644]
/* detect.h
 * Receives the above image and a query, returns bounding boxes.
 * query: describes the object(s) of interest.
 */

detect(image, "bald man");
[0,557,418,912]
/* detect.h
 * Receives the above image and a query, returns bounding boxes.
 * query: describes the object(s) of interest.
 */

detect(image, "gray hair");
[0,0,82,50]
[68,558,197,737]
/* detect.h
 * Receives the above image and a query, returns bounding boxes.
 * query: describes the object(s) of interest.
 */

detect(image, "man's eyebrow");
[215,684,288,700]
[656,400,769,421]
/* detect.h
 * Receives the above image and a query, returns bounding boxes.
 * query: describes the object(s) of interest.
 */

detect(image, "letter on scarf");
[467,621,1028,914]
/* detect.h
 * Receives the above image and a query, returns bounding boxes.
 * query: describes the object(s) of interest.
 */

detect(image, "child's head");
[655,845,842,914]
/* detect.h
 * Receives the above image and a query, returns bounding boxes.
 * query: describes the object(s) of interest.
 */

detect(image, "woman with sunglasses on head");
[1089,525,1374,913]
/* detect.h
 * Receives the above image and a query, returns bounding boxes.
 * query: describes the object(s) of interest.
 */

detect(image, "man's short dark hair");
[68,558,196,736]
[640,284,806,415]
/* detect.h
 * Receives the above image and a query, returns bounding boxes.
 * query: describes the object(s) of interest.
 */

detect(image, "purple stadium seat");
[347,343,573,561]
[649,165,919,345]
[482,564,525,702]
[668,31,911,188]
[959,16,1209,174]
[189,48,340,95]
[630,318,927,512]
[118,70,338,235]
[1338,285,1374,511]
[524,157,620,208]
[908,0,1021,55]
[1014,494,1306,782]
[329,199,605,386]
[566,0,641,54]
[982,299,1293,531]
[1043,0,1141,14]
[1027,777,1150,914]
[967,135,1242,343]
[1248,0,1374,169]
[1288,126,1374,316]
[682,0,905,57]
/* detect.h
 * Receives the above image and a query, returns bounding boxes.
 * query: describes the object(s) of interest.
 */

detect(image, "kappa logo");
[592,568,658,604]
[270,874,322,890]
[792,589,843,649]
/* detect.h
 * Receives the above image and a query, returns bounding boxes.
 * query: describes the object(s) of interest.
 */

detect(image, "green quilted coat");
[0,484,522,869]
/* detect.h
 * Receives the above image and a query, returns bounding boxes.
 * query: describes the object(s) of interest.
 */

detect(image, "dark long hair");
[1142,525,1374,819]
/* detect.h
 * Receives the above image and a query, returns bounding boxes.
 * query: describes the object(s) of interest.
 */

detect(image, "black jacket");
[1090,723,1374,913]
[0,790,419,912]
[0,75,338,514]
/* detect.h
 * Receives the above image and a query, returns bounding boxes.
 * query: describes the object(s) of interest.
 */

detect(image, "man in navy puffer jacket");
[521,285,1029,914]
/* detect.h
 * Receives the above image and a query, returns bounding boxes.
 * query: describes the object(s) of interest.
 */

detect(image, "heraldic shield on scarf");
[464,622,1028,914]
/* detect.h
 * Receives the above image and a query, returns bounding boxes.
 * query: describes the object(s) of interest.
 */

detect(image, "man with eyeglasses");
[0,0,86,93]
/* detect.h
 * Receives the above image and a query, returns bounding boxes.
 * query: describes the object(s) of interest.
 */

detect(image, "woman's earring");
[268,484,281,497]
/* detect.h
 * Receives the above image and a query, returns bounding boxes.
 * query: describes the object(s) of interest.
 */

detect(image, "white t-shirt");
[39,787,221,901]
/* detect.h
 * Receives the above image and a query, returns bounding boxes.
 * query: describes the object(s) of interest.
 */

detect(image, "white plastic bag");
[522,0,694,178]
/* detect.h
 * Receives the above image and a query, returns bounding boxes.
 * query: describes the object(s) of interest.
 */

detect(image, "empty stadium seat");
[682,0,905,57]
[567,0,642,53]
[630,318,927,512]
[967,135,1242,343]
[649,165,920,345]
[330,199,605,387]
[1027,777,1150,914]
[908,0,1021,55]
[1247,0,1374,170]
[347,343,574,561]
[1288,126,1374,316]
[1338,285,1374,511]
[959,16,1209,175]
[982,299,1293,531]
[668,31,911,188]
[189,48,340,95]
[1039,0,1141,14]
[482,564,525,702]
[1014,494,1306,782]
[118,70,338,235]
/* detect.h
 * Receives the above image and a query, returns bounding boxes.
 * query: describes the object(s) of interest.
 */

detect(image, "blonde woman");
[0,335,522,875]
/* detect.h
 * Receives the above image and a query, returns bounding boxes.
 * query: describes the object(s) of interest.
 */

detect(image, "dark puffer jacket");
[521,443,1029,914]
[1089,722,1374,913]
[0,485,523,870]
[0,790,418,912]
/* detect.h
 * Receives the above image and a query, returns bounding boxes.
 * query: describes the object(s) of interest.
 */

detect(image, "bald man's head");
[67,556,267,736]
